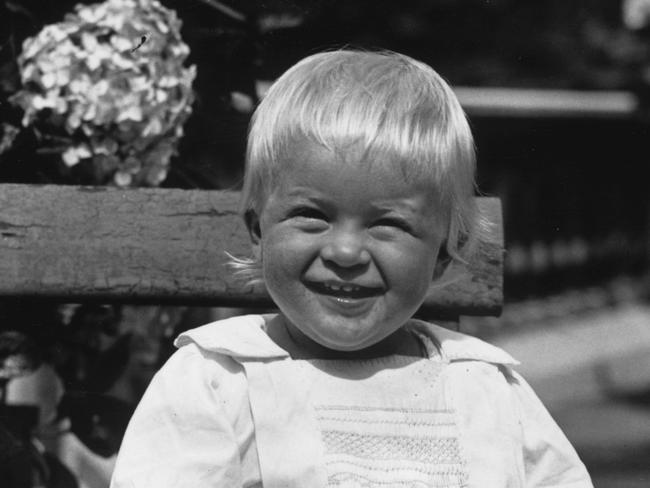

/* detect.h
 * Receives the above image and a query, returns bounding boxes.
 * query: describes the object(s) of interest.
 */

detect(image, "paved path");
[489,303,650,487]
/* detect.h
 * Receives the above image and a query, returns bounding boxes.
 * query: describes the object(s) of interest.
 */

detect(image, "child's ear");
[244,210,262,261]
[432,245,451,281]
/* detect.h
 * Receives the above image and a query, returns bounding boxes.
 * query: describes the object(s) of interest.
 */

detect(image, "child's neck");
[263,314,425,360]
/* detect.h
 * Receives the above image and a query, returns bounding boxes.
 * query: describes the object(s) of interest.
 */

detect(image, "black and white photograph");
[1,1,649,487]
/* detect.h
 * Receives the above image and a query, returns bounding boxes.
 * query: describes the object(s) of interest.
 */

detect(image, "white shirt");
[110,314,593,488]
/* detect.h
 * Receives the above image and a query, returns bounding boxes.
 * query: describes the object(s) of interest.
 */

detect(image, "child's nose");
[320,229,371,268]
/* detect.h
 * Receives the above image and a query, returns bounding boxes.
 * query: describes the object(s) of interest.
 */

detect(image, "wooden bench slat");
[0,184,503,316]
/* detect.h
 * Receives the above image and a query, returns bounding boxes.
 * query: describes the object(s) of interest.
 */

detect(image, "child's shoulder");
[413,320,534,415]
[409,319,519,366]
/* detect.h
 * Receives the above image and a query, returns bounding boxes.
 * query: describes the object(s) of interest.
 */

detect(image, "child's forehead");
[277,136,418,175]
[284,136,368,165]
[268,138,441,200]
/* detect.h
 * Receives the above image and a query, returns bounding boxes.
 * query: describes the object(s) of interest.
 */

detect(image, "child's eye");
[373,217,412,233]
[287,206,327,221]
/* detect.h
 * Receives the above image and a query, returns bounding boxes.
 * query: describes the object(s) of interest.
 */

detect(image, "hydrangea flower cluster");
[11,0,196,187]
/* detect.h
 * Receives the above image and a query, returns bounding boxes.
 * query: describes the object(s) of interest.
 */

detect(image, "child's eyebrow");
[284,187,313,198]
[283,187,327,201]
[370,199,422,215]
[281,188,427,217]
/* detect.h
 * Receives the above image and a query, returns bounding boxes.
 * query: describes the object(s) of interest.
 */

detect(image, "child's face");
[250,139,446,354]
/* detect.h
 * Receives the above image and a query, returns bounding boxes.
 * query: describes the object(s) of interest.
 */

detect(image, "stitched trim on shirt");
[317,416,456,427]
[321,431,462,464]
[325,458,466,475]
[327,470,467,488]
[325,457,467,486]
[314,405,455,414]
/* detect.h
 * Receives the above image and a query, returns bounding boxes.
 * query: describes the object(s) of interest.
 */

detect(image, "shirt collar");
[409,319,519,366]
[174,314,289,360]
[174,314,518,366]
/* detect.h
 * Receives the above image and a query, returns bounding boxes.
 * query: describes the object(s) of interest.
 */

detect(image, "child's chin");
[317,333,387,354]
[302,330,370,353]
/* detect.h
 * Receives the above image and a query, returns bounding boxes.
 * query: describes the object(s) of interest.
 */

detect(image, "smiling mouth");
[305,281,384,299]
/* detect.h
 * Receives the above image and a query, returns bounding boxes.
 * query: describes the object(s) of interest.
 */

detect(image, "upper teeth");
[327,283,358,292]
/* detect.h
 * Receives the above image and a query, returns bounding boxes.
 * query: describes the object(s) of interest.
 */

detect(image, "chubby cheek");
[390,246,439,303]
[260,232,307,294]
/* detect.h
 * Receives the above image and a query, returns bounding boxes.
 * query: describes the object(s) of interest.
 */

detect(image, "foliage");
[9,0,196,187]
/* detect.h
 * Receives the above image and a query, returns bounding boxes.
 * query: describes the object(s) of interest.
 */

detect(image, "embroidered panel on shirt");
[315,406,468,488]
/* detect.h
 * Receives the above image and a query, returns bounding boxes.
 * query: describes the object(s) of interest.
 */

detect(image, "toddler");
[110,50,593,487]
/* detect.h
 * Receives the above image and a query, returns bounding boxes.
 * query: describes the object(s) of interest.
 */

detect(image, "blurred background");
[1,0,649,487]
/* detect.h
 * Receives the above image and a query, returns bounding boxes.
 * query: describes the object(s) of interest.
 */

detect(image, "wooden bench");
[0,183,503,320]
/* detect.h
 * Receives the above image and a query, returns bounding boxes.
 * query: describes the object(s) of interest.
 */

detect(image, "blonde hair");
[230,49,483,284]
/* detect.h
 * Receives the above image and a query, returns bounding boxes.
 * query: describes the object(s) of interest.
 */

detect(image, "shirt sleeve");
[110,343,245,488]
[507,368,594,488]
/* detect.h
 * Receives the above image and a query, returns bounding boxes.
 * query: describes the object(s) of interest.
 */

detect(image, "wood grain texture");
[0,184,503,316]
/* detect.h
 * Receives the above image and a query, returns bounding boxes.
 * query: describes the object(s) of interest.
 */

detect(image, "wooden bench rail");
[0,184,503,316]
